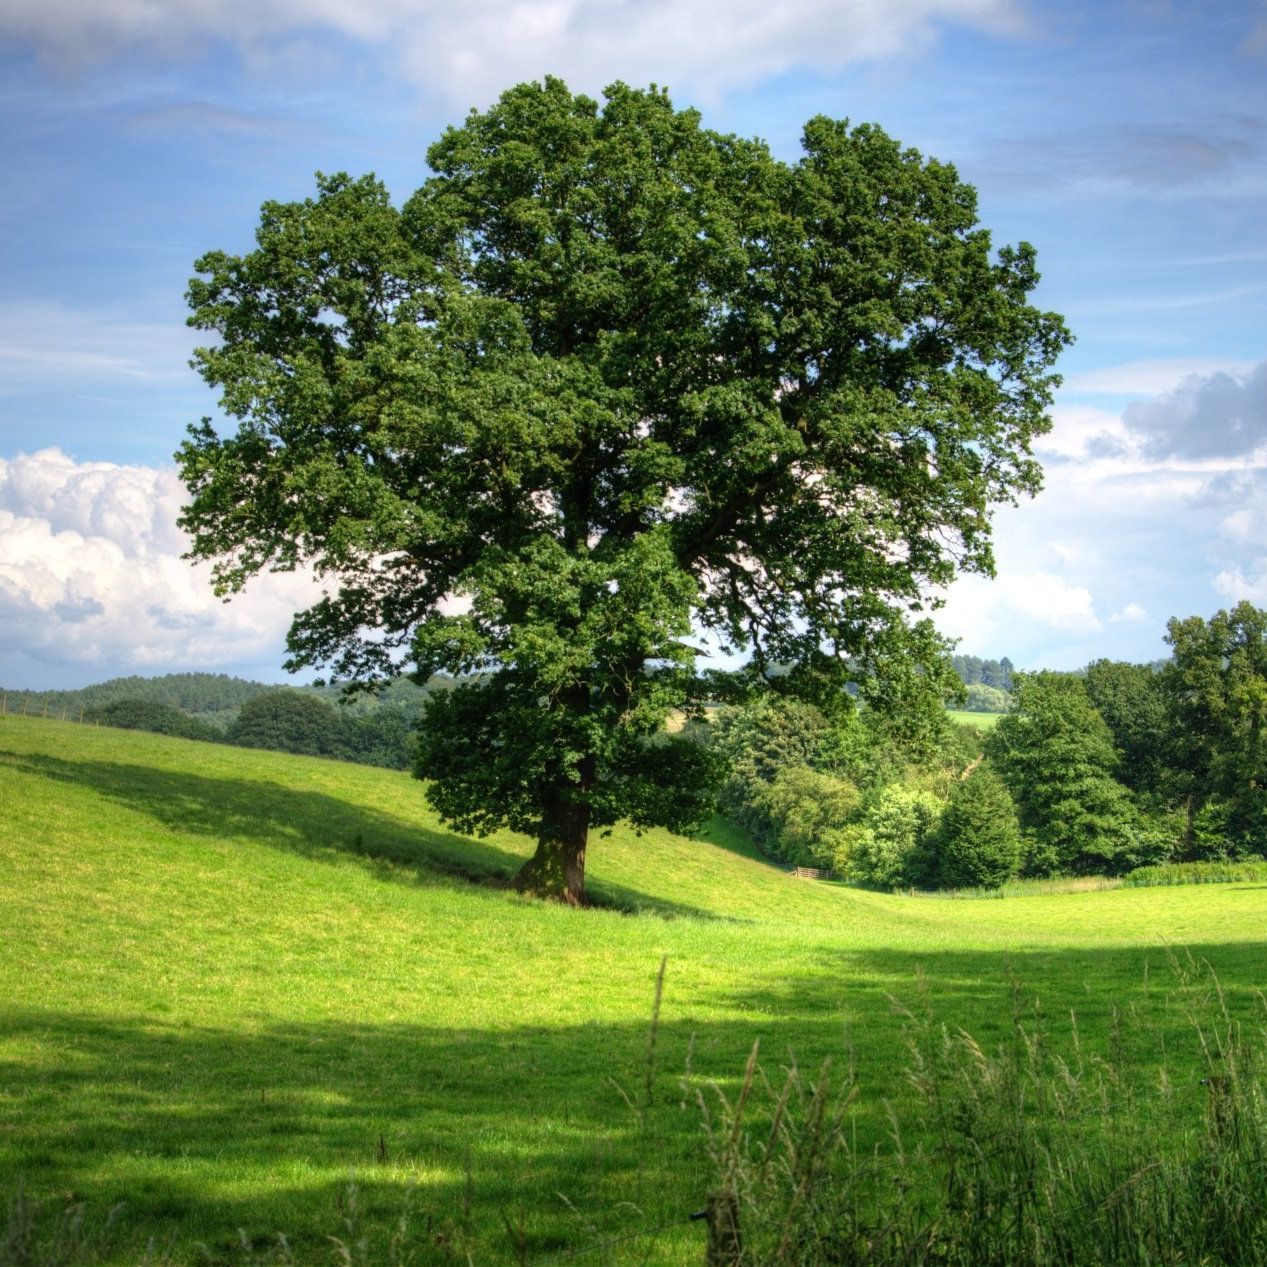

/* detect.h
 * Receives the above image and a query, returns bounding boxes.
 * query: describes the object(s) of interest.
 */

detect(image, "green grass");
[946,708,1004,729]
[1126,858,1267,886]
[3,715,1267,1263]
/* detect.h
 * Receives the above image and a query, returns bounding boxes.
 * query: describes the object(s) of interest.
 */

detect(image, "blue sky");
[0,0,1264,687]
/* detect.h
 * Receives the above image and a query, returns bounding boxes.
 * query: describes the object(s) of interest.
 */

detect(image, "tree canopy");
[1163,601,1267,856]
[987,672,1139,876]
[178,77,1070,903]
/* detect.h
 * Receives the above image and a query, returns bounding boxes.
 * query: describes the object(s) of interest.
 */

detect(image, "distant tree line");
[709,603,1267,888]
[2,672,268,725]
[8,671,454,772]
[951,654,1015,691]
[949,655,1014,711]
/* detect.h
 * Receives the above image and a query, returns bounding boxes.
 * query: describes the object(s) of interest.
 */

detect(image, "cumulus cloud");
[1036,402,1136,461]
[0,448,323,678]
[1121,359,1267,460]
[936,570,1102,654]
[1064,358,1258,398]
[986,572,1102,632]
[1215,563,1267,605]
[0,0,1029,105]
[931,356,1267,664]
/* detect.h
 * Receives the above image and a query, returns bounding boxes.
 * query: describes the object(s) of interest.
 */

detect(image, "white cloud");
[1108,602,1147,623]
[0,447,322,677]
[1063,358,1257,398]
[0,0,1029,104]
[931,358,1267,664]
[1221,507,1257,541]
[1037,402,1136,460]
[936,569,1102,652]
[1214,564,1267,606]
[999,572,1102,631]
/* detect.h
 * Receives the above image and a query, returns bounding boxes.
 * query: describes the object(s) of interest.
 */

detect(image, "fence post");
[706,1190,742,1266]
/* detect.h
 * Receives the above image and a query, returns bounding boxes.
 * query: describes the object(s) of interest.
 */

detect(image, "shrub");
[336,704,417,770]
[963,682,1009,712]
[226,690,342,757]
[764,765,861,868]
[82,698,221,743]
[846,784,942,888]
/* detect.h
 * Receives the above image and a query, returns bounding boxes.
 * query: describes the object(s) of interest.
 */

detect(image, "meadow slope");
[2,716,1266,1263]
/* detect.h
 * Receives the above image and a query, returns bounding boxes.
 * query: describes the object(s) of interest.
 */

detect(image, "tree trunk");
[512,799,589,905]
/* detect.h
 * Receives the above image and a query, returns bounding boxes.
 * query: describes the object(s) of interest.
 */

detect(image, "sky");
[0,0,1264,688]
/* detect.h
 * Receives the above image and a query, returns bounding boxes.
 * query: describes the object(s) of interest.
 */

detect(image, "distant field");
[2,715,1264,1263]
[947,707,1004,728]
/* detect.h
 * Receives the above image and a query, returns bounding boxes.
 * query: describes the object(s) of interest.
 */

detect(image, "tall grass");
[1125,859,1267,887]
[702,961,1267,1266]
[909,874,1125,900]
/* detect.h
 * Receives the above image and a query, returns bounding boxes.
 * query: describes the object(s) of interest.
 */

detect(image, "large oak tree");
[178,78,1070,903]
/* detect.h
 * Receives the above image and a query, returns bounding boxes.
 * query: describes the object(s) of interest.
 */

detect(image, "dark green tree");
[987,672,1138,875]
[227,690,343,758]
[1162,602,1267,856]
[934,763,1021,889]
[177,78,1069,903]
[1083,659,1170,798]
[83,698,222,743]
[337,704,417,770]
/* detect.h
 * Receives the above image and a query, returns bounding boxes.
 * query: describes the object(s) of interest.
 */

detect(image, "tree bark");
[511,798,589,905]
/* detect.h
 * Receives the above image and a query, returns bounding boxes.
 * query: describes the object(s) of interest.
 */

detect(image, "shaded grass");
[2,716,1267,1262]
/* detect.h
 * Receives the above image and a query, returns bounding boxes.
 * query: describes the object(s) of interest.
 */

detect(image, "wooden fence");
[792,864,834,880]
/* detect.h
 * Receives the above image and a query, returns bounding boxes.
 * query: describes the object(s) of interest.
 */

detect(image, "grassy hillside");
[2,715,1265,1263]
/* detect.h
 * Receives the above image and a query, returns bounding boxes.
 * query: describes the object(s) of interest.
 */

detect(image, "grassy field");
[945,707,1004,729]
[3,715,1266,1263]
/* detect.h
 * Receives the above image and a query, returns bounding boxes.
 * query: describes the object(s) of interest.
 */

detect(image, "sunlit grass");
[3,715,1266,1263]
[945,708,1004,729]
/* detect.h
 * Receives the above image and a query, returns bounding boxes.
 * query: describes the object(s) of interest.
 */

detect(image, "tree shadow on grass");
[0,749,727,922]
[3,940,1265,1264]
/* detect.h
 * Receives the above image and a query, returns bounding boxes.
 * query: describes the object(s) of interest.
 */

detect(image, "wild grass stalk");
[700,962,1267,1266]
